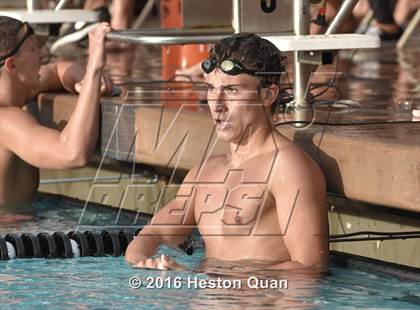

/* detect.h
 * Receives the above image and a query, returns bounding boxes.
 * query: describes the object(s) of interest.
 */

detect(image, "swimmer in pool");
[0,17,113,220]
[126,33,329,270]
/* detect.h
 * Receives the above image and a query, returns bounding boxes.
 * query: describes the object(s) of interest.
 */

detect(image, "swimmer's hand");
[74,73,114,95]
[86,22,111,72]
[133,254,188,271]
[74,23,113,95]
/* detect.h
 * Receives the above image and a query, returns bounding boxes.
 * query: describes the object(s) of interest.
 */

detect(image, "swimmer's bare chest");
[0,147,39,205]
[192,153,291,262]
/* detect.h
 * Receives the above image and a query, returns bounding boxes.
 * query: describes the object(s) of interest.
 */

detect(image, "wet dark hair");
[210,33,286,113]
[0,16,23,57]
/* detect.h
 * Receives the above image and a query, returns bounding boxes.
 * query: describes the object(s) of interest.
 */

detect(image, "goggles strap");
[0,22,34,68]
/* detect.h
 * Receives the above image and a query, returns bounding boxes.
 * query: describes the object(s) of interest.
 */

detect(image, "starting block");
[0,9,99,24]
[264,34,380,52]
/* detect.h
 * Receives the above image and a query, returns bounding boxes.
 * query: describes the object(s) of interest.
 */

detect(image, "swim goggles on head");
[0,22,35,68]
[201,58,258,76]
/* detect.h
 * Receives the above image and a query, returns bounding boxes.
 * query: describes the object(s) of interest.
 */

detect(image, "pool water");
[0,194,148,235]
[1,196,419,309]
[1,245,420,310]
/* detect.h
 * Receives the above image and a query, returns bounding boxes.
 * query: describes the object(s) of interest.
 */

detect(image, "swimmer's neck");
[228,123,278,166]
[0,76,30,107]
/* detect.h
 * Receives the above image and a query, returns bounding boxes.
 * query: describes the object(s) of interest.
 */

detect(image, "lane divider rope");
[0,230,138,260]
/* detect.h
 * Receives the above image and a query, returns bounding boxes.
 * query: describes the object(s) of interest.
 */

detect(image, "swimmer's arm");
[124,198,193,264]
[270,150,329,270]
[30,61,113,97]
[30,62,85,96]
[125,168,198,266]
[0,67,102,169]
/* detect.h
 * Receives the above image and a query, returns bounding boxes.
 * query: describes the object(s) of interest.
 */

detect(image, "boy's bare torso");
[165,133,323,263]
[192,151,290,262]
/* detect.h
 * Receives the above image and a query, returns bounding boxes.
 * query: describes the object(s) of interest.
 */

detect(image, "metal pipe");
[109,28,234,36]
[292,0,359,124]
[397,8,420,49]
[132,0,156,29]
[54,0,69,11]
[107,28,234,45]
[26,0,42,12]
[325,0,359,35]
[232,0,241,33]
[293,0,311,36]
[293,0,312,119]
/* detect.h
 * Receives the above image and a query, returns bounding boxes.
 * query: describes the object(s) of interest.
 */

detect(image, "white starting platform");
[264,34,381,51]
[0,9,99,24]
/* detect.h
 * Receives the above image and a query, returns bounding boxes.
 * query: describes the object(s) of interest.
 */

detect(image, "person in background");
[311,0,420,39]
[367,0,403,40]
[394,0,420,27]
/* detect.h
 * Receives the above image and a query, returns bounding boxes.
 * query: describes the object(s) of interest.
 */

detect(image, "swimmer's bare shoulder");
[0,107,25,160]
[0,106,34,148]
[0,105,42,154]
[269,136,329,268]
[276,137,324,181]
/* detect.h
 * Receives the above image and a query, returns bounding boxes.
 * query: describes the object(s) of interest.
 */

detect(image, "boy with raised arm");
[0,17,112,221]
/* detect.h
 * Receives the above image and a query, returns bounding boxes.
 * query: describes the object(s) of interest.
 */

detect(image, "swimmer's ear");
[261,84,279,108]
[3,58,17,74]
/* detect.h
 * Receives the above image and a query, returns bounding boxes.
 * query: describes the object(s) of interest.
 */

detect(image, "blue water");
[1,245,419,310]
[0,194,148,235]
[1,196,419,309]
